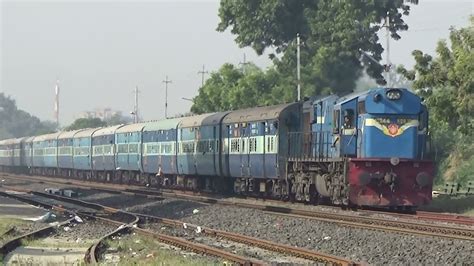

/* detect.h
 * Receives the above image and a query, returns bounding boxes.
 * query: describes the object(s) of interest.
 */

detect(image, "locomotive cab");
[305,88,435,207]
[341,88,434,207]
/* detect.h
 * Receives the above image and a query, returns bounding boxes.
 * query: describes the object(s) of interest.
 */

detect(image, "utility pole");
[384,12,392,87]
[198,65,208,87]
[162,76,172,119]
[132,86,140,123]
[296,33,301,101]
[239,53,250,74]
[54,79,60,128]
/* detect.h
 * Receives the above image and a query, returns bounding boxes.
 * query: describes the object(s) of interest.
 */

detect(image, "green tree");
[104,113,131,126]
[65,117,106,131]
[191,63,279,113]
[0,93,56,139]
[398,17,473,185]
[217,0,416,98]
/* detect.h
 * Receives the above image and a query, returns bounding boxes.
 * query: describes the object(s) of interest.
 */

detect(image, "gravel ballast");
[177,205,473,265]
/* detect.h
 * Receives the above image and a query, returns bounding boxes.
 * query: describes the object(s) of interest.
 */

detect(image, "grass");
[0,218,28,236]
[102,233,222,266]
[0,218,31,263]
[21,237,93,249]
[420,194,474,216]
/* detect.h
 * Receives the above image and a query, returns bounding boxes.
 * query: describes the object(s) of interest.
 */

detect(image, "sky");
[0,0,472,125]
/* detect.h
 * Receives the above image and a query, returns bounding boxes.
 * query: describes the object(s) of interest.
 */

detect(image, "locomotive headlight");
[390,157,400,166]
[416,172,430,187]
[386,89,401,100]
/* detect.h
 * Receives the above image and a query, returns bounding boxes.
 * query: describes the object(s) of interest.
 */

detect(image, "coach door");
[264,121,279,178]
[248,122,264,178]
[240,123,250,177]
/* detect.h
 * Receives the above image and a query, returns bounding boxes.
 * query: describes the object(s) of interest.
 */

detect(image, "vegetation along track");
[3,173,473,242]
[0,184,358,265]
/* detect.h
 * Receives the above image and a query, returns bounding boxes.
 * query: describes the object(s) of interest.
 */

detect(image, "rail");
[4,174,473,241]
[0,188,269,265]
[0,191,76,260]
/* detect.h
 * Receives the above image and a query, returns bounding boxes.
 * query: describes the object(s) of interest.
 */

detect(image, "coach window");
[343,109,355,129]
[333,110,340,133]
[418,110,427,131]
[358,101,366,114]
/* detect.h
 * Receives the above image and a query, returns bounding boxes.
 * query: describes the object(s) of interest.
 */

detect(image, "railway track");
[2,173,473,241]
[0,184,358,265]
[0,188,136,264]
[0,192,76,260]
[415,211,474,226]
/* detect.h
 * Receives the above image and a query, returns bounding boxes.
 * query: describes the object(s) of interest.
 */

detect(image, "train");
[0,87,435,208]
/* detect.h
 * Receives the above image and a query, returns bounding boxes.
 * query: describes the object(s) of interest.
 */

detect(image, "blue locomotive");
[0,87,434,207]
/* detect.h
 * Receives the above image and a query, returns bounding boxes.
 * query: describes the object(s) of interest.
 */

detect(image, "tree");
[191,63,279,113]
[398,17,473,184]
[65,118,106,131]
[0,93,56,139]
[217,0,416,98]
[398,17,473,136]
[104,112,131,126]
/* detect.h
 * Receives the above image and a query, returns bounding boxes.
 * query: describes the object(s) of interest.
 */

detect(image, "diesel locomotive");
[0,87,434,208]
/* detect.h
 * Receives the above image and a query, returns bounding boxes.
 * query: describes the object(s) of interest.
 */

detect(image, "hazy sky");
[1,0,472,125]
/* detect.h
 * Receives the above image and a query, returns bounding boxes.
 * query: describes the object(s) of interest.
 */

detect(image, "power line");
[239,53,250,73]
[132,86,140,123]
[384,12,392,87]
[162,76,172,119]
[198,65,208,87]
[54,79,60,128]
[296,33,301,101]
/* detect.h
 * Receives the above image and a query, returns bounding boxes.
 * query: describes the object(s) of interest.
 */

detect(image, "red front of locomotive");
[347,158,435,207]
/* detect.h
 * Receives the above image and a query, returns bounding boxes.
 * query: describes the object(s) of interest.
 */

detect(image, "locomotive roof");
[222,102,298,123]
[142,118,182,131]
[178,113,216,128]
[58,129,86,139]
[74,128,101,138]
[312,94,338,104]
[93,124,125,137]
[336,90,369,105]
[33,132,61,142]
[115,123,146,134]
[335,87,422,114]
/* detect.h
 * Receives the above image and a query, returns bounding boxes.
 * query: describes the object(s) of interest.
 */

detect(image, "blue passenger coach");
[177,114,213,187]
[58,129,84,177]
[23,136,35,170]
[142,118,181,178]
[0,139,13,171]
[92,125,123,181]
[222,103,301,194]
[115,124,145,171]
[201,112,230,178]
[73,128,99,178]
[32,132,61,175]
[12,138,25,169]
